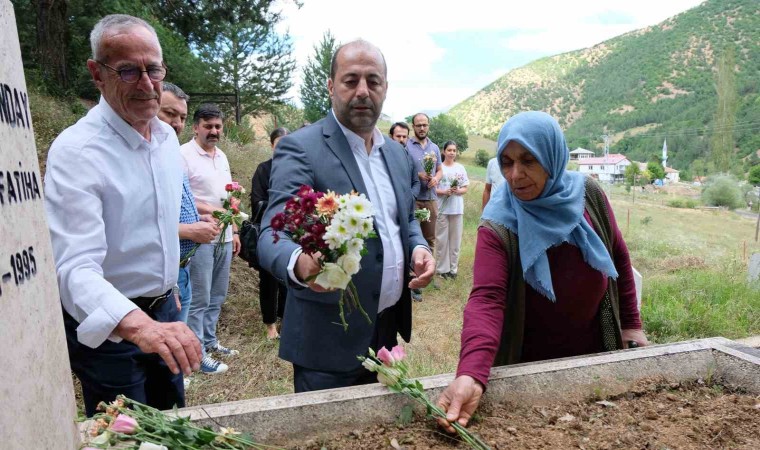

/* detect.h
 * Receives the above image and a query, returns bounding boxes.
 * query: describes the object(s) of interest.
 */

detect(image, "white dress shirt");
[44,97,183,348]
[179,139,233,242]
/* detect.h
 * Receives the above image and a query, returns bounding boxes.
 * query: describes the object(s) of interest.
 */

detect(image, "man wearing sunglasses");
[44,14,202,416]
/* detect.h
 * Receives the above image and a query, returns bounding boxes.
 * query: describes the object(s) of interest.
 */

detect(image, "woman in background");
[435,141,469,279]
[251,127,289,340]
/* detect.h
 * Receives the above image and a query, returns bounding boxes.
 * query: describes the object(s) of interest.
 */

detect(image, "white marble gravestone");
[749,253,760,286]
[0,1,78,447]
[632,266,643,310]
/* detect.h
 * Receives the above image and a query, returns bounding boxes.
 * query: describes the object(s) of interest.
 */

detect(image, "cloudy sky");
[277,0,704,120]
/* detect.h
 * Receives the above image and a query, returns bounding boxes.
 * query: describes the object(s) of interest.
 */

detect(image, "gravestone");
[632,266,643,310]
[749,253,760,286]
[0,1,79,447]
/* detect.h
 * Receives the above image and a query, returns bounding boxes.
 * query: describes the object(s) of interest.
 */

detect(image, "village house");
[578,153,631,183]
[569,148,595,161]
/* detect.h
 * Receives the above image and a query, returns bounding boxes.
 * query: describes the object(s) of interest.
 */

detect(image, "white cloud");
[276,0,705,118]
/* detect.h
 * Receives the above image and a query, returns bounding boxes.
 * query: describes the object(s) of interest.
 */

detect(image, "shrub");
[667,199,698,209]
[474,149,491,168]
[223,121,256,145]
[701,175,744,210]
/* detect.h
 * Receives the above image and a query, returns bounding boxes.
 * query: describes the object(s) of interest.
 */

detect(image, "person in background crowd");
[251,127,290,340]
[436,111,648,433]
[158,82,220,324]
[45,14,201,416]
[180,103,240,375]
[406,113,443,301]
[258,40,435,393]
[389,121,409,146]
[390,121,420,197]
[482,157,506,211]
[435,141,469,280]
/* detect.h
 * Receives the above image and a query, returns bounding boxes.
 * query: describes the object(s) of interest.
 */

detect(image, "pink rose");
[109,413,138,434]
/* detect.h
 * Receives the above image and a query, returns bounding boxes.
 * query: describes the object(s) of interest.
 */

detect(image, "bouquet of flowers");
[271,185,376,331]
[421,152,436,177]
[439,174,465,210]
[181,182,248,265]
[79,395,268,449]
[358,346,491,450]
[414,208,431,222]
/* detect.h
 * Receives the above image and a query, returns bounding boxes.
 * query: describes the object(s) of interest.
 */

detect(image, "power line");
[613,121,760,139]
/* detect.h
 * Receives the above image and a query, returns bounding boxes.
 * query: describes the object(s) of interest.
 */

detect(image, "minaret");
[662,139,668,168]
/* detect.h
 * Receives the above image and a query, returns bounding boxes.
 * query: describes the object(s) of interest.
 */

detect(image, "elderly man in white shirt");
[179,103,240,375]
[44,14,201,416]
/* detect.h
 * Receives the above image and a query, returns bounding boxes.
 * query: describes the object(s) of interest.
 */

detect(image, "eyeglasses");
[96,60,167,83]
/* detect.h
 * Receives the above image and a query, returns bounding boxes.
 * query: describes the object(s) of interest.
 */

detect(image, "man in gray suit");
[258,40,435,393]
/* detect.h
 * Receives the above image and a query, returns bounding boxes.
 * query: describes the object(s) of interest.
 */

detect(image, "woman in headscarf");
[436,112,648,432]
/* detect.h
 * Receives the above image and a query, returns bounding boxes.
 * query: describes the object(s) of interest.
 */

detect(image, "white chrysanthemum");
[337,194,350,208]
[341,214,364,236]
[345,194,374,218]
[347,238,364,256]
[358,217,374,236]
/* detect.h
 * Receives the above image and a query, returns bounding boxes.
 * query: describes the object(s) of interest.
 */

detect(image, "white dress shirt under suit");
[44,97,183,349]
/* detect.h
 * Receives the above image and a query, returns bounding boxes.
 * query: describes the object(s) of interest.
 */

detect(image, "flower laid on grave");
[358,346,491,450]
[181,181,248,265]
[414,208,431,222]
[439,173,466,211]
[421,152,437,177]
[79,395,267,449]
[271,185,376,331]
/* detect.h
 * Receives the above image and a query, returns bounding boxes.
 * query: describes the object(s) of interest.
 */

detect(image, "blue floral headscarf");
[482,111,618,301]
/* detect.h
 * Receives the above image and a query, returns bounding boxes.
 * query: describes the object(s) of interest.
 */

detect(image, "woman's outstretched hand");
[435,375,484,433]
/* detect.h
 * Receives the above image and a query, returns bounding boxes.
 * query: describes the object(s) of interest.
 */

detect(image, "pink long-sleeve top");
[456,197,641,388]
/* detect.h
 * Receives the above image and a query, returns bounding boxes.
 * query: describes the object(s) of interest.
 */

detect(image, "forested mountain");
[448,0,760,173]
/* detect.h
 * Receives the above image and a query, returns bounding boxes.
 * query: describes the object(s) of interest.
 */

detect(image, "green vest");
[480,176,623,367]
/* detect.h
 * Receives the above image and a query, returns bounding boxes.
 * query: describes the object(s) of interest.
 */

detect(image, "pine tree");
[300,31,337,123]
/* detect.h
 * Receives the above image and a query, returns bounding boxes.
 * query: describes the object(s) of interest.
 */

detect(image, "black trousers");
[63,299,184,416]
[258,268,286,324]
[293,302,401,393]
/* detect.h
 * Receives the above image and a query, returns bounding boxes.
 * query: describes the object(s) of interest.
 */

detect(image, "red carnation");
[271,212,286,231]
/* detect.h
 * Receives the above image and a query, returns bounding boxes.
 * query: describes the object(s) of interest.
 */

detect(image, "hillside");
[448,0,760,171]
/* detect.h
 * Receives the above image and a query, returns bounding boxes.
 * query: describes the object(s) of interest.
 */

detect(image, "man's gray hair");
[162,82,190,102]
[90,14,161,61]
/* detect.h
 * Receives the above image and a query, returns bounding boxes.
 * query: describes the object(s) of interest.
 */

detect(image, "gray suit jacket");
[258,113,427,372]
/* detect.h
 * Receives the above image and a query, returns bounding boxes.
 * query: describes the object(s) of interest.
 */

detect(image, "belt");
[179,258,191,268]
[130,289,172,314]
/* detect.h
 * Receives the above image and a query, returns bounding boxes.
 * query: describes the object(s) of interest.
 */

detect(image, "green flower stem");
[338,290,348,332]
[348,281,372,325]
[358,359,491,450]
